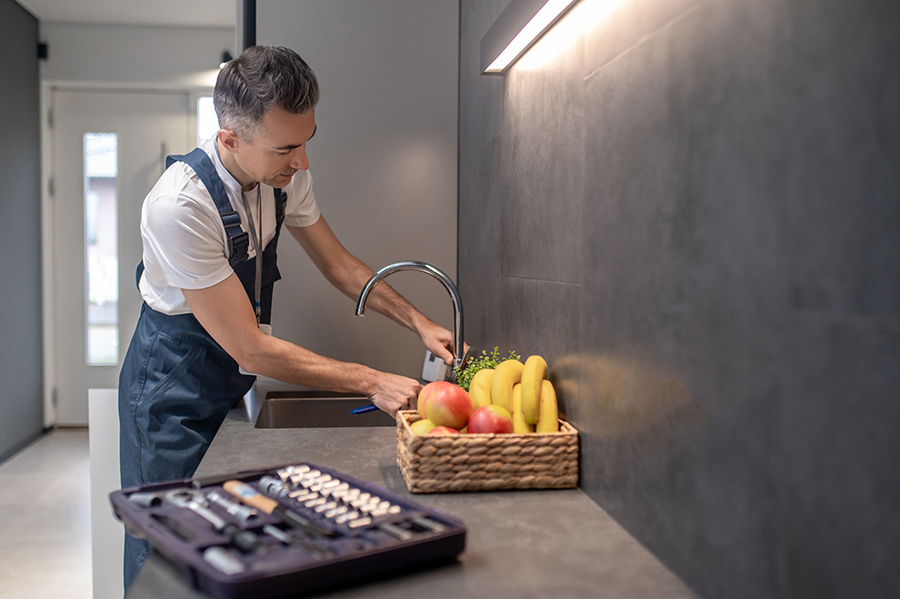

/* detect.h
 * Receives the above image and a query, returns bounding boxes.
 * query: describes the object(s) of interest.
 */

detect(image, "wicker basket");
[396,410,579,493]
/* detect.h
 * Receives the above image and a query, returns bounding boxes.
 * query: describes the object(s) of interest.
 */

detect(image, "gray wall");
[0,0,43,462]
[39,23,235,88]
[258,0,459,379]
[459,0,899,597]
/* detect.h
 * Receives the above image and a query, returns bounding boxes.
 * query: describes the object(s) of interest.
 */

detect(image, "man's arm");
[286,216,459,364]
[182,274,421,415]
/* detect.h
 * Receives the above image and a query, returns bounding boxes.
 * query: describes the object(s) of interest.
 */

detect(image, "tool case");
[110,463,467,598]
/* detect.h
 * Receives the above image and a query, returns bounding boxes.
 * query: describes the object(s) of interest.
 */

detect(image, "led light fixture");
[481,0,580,74]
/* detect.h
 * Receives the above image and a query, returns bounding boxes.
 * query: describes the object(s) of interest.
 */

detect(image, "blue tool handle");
[350,404,379,415]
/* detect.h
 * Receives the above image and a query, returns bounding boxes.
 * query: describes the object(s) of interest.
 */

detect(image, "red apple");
[428,426,459,435]
[417,383,438,420]
[419,381,474,430]
[467,405,514,434]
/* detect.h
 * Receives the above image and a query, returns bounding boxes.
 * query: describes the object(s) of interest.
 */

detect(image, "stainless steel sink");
[254,390,396,428]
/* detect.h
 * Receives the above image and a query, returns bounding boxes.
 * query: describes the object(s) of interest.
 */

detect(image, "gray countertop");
[127,389,697,599]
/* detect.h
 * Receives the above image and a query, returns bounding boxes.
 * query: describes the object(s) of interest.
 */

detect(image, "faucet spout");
[356,261,465,373]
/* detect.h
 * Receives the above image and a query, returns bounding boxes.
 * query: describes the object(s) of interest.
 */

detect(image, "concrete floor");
[0,428,92,599]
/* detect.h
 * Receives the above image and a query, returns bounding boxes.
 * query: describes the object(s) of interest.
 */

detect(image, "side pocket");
[132,339,207,484]
[134,337,204,417]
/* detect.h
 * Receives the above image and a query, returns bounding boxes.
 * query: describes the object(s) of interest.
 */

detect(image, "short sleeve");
[282,169,321,227]
[141,188,233,291]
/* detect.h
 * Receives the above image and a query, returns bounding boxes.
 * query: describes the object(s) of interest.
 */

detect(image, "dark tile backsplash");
[459,0,900,597]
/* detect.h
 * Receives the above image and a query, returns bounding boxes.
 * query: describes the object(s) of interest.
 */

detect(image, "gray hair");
[214,45,319,141]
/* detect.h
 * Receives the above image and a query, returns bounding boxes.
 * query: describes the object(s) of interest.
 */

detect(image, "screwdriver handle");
[223,480,278,514]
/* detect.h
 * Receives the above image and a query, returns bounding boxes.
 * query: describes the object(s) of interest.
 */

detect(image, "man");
[118,45,456,589]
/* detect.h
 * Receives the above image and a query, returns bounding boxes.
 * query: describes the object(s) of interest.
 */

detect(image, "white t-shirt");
[138,136,321,315]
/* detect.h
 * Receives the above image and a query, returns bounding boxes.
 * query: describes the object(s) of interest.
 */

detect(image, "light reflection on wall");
[381,139,447,222]
[551,353,709,483]
[515,0,631,71]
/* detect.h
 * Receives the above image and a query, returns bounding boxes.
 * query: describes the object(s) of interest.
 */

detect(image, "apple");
[410,419,436,435]
[417,382,439,420]
[429,426,459,435]
[418,381,474,430]
[467,405,514,434]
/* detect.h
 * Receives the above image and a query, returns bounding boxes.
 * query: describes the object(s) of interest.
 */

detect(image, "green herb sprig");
[453,347,521,391]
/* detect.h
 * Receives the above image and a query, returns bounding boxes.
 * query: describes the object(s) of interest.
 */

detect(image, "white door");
[51,89,192,425]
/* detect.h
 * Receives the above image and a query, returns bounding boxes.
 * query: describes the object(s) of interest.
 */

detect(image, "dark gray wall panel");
[458,135,503,352]
[501,36,584,283]
[458,0,507,155]
[499,274,580,379]
[459,0,900,596]
[0,0,43,463]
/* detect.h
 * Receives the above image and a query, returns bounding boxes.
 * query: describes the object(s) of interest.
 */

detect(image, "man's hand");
[368,372,422,416]
[415,319,464,366]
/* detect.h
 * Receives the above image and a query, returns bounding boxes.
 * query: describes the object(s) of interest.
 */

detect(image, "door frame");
[40,81,213,427]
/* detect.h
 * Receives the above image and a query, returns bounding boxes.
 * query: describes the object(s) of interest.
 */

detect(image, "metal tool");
[165,489,229,529]
[128,492,163,508]
[164,488,266,554]
[207,490,257,525]
[258,475,290,498]
[203,547,246,575]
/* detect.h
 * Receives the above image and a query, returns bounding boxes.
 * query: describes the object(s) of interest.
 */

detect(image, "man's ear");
[218,128,240,152]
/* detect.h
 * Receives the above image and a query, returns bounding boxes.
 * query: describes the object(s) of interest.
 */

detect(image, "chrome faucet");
[355,261,465,373]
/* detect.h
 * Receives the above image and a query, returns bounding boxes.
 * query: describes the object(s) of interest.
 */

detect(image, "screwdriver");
[223,480,333,539]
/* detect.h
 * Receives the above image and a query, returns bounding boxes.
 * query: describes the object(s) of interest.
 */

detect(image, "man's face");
[225,108,317,190]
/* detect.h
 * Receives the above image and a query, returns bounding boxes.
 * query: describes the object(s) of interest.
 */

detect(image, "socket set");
[110,463,466,598]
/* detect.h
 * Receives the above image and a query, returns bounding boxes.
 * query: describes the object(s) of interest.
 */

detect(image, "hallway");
[0,429,92,599]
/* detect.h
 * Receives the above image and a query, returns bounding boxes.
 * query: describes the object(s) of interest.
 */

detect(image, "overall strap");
[272,187,287,238]
[167,148,250,268]
[135,149,277,292]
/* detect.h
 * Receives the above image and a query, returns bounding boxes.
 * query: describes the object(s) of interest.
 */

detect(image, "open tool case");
[110,463,467,599]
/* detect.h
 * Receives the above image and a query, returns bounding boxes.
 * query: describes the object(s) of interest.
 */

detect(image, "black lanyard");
[240,185,263,324]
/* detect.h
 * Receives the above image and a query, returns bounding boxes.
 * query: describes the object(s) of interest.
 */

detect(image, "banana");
[469,368,495,409]
[512,383,533,434]
[521,355,547,425]
[535,379,559,433]
[490,359,524,412]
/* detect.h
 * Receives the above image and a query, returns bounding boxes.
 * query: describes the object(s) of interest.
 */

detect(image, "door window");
[84,132,119,365]
[198,96,219,144]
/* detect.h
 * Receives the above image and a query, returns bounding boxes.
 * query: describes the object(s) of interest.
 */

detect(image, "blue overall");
[118,148,287,590]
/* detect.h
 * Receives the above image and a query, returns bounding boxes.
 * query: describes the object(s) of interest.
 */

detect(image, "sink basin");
[254,390,397,428]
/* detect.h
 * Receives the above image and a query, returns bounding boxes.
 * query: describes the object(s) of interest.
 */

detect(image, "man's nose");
[289,147,308,171]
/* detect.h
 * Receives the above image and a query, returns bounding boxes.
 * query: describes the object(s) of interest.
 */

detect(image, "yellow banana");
[521,355,547,425]
[469,368,494,409]
[512,383,533,434]
[535,379,559,433]
[491,359,524,412]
